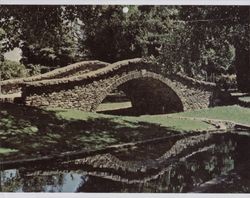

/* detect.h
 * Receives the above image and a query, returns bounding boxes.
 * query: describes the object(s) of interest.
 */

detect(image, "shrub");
[217,74,237,90]
[26,64,42,76]
[0,60,29,80]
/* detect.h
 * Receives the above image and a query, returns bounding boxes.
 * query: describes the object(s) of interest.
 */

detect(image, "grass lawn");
[169,105,250,126]
[2,103,250,161]
[96,101,132,112]
[239,96,250,102]
[53,108,211,131]
[0,148,18,155]
[0,103,212,161]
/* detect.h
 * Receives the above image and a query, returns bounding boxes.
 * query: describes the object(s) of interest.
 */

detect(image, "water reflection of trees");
[0,170,70,192]
[0,169,22,192]
[0,133,248,193]
[21,173,65,192]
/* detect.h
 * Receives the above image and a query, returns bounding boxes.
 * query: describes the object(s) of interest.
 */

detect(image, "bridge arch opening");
[96,75,184,116]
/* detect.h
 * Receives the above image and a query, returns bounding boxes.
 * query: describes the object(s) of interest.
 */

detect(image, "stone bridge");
[1,58,217,114]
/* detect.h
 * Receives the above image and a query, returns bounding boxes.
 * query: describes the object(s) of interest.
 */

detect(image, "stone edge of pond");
[1,129,227,170]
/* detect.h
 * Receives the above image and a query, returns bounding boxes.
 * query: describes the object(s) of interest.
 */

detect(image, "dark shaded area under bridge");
[98,77,184,116]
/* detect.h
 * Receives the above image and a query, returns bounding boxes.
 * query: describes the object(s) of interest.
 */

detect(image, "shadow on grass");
[0,103,179,161]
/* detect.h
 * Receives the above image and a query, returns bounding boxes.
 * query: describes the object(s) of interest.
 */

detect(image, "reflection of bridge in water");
[0,58,216,115]
[1,132,249,193]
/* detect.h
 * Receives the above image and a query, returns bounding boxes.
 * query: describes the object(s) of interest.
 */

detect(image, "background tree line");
[0,5,249,91]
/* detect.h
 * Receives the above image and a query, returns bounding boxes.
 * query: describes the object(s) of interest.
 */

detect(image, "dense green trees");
[64,5,177,63]
[176,6,249,90]
[0,5,80,67]
[0,5,249,91]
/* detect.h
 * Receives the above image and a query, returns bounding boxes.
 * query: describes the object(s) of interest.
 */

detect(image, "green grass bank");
[0,103,212,161]
[169,105,250,126]
[1,104,249,161]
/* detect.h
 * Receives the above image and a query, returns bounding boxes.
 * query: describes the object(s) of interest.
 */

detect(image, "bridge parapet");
[170,73,216,90]
[0,60,108,94]
[23,59,154,87]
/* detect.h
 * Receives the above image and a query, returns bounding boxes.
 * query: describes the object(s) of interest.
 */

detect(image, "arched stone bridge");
[13,58,217,114]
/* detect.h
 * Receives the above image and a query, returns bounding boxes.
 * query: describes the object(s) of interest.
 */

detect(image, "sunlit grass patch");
[50,107,212,131]
[239,96,250,102]
[96,101,132,112]
[170,105,250,125]
[134,116,212,131]
[0,148,18,155]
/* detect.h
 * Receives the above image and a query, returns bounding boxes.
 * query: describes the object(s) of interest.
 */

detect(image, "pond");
[1,130,250,193]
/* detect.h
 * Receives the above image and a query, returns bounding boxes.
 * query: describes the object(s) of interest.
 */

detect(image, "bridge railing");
[22,58,151,88]
[0,60,108,95]
[171,73,216,90]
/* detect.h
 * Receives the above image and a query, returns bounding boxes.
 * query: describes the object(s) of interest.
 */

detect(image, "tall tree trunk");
[235,6,250,92]
[235,46,250,92]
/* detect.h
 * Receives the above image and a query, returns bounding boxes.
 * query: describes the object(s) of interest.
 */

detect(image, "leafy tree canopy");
[0,5,81,67]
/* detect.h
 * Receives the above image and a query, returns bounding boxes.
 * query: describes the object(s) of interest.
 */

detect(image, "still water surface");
[1,131,250,193]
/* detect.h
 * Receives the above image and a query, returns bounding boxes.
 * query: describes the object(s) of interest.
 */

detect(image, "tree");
[64,5,179,63]
[0,28,5,61]
[0,60,28,80]
[232,7,250,92]
[65,5,142,62]
[177,6,249,90]
[0,5,81,68]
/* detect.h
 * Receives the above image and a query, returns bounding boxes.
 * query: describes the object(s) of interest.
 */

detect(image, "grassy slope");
[170,105,250,125]
[2,104,250,161]
[96,101,132,112]
[239,96,250,103]
[54,108,211,131]
[0,104,211,160]
[0,148,18,154]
